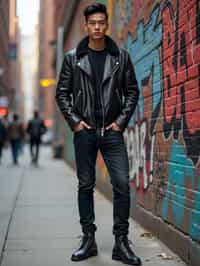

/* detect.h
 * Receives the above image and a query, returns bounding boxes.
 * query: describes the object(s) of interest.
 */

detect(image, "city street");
[0,145,187,266]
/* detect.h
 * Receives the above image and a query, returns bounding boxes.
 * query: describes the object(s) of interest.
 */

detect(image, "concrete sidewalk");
[0,146,187,266]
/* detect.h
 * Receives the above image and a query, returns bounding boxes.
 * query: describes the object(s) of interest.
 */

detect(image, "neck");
[88,37,106,51]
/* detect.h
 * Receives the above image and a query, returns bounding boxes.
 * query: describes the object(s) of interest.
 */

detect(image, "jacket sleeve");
[115,52,139,131]
[55,53,81,130]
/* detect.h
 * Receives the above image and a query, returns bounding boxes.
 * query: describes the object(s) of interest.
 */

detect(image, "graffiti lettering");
[127,4,162,131]
[162,0,200,164]
[125,121,154,189]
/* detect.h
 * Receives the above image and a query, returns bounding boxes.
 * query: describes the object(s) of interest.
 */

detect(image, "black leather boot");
[112,235,141,265]
[71,233,98,261]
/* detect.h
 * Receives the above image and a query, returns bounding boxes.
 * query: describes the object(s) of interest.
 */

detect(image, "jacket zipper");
[100,83,105,136]
[101,97,104,136]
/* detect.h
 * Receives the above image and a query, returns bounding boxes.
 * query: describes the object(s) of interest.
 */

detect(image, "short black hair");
[34,110,39,118]
[84,3,108,21]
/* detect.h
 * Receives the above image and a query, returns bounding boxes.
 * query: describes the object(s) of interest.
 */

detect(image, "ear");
[84,22,88,33]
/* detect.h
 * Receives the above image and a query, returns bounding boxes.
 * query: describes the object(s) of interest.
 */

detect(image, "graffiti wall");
[106,0,200,255]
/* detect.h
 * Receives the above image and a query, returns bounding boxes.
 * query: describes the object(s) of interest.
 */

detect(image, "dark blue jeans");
[11,139,21,164]
[74,128,130,236]
[30,138,40,163]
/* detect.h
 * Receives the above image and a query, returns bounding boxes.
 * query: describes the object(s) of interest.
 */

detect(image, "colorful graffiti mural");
[108,0,200,246]
[162,0,200,243]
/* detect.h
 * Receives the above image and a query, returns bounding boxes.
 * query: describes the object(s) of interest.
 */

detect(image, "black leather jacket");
[56,35,139,132]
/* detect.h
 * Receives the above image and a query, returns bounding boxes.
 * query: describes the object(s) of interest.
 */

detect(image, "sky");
[17,0,40,35]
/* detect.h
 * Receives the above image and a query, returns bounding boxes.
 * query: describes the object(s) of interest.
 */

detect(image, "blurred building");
[0,0,10,116]
[53,0,77,144]
[0,0,22,116]
[32,25,39,115]
[16,28,24,118]
[38,0,55,124]
[9,0,20,113]
[20,32,39,122]
[17,3,39,121]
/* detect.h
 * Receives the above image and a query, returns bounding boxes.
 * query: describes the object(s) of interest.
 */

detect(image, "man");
[8,113,24,165]
[27,111,46,165]
[56,3,141,265]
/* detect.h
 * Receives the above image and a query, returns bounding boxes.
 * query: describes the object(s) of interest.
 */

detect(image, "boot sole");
[71,249,98,261]
[112,253,142,265]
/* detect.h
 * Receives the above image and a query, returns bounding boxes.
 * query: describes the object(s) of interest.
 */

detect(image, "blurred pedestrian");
[26,110,46,166]
[0,117,7,164]
[8,113,24,165]
[56,3,141,265]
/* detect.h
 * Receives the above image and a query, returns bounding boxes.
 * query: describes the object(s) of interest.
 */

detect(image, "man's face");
[85,13,108,40]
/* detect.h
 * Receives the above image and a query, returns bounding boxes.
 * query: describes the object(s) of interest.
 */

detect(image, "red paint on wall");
[162,0,200,136]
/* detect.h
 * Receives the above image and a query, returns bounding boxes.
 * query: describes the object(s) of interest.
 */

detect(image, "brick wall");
[39,0,55,120]
[0,0,10,96]
[104,1,200,265]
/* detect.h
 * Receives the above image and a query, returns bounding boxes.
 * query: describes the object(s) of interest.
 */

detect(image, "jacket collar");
[76,35,119,59]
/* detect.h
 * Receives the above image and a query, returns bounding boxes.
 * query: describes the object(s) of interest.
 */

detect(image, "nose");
[95,23,100,30]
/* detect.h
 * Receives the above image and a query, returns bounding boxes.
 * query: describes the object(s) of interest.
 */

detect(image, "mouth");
[93,33,103,37]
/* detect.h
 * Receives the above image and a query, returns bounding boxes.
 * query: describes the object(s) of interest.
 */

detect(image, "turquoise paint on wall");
[162,140,200,239]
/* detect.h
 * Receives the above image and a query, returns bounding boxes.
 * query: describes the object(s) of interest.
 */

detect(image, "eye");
[88,21,96,25]
[87,21,106,26]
